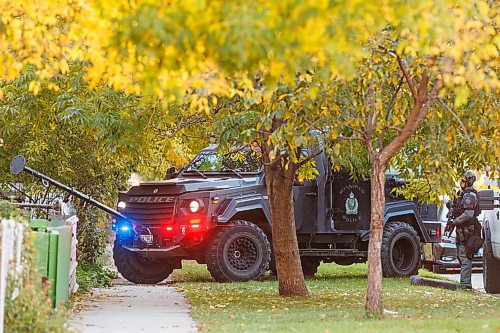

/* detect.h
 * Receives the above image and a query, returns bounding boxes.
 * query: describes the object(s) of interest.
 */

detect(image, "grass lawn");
[172,262,500,333]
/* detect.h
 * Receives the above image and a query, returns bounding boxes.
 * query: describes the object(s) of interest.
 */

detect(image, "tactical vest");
[461,187,480,216]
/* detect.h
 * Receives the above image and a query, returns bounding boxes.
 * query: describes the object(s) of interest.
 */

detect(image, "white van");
[482,191,500,293]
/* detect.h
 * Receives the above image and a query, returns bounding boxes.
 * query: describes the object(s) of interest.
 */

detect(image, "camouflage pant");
[457,244,472,289]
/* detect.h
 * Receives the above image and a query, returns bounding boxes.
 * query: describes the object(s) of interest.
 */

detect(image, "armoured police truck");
[11,147,444,284]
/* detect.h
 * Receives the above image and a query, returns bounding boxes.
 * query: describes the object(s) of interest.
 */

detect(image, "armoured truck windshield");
[184,149,261,174]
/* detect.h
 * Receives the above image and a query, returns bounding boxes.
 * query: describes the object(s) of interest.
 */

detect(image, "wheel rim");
[226,236,258,271]
[391,237,415,272]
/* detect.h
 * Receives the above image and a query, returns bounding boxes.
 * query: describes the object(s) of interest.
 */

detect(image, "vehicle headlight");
[189,200,200,213]
[118,201,127,210]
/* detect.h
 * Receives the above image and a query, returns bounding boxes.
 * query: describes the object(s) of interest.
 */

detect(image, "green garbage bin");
[30,219,72,307]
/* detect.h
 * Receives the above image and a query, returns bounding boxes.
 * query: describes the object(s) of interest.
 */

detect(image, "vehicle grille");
[123,197,177,225]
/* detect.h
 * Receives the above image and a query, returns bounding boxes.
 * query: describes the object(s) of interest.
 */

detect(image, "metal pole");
[10,156,127,220]
[21,166,127,219]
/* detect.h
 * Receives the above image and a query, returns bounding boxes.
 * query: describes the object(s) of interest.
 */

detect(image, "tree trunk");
[362,64,439,317]
[365,160,386,316]
[264,162,310,297]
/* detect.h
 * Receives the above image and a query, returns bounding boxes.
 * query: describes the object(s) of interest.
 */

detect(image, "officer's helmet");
[463,170,476,187]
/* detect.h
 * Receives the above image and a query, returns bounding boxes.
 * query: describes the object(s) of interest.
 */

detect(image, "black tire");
[206,220,271,282]
[483,222,500,293]
[381,222,422,277]
[301,258,320,276]
[113,241,174,284]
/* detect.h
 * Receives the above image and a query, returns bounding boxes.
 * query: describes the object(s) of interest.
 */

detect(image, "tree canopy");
[0,63,208,262]
[2,1,496,101]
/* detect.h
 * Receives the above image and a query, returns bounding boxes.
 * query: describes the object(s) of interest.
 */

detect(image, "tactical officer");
[449,170,479,289]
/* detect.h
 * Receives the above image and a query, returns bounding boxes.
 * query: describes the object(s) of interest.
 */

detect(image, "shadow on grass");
[170,261,214,283]
[313,274,367,281]
[171,261,372,284]
[169,261,453,286]
[171,272,215,283]
[170,261,456,287]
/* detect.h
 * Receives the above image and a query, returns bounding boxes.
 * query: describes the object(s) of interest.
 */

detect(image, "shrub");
[76,264,117,293]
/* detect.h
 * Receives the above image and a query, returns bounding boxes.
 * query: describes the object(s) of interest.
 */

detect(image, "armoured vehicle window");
[186,150,261,173]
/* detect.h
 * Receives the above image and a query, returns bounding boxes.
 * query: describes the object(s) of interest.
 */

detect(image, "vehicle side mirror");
[166,166,177,180]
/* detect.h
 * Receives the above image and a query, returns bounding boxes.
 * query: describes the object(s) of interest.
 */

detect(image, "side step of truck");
[299,249,368,257]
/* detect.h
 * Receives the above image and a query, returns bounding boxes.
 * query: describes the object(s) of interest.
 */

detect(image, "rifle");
[444,192,461,237]
[444,201,455,237]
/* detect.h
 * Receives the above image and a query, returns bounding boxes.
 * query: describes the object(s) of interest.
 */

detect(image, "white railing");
[0,219,24,333]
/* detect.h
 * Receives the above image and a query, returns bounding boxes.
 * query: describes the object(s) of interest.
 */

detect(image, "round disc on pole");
[10,155,26,175]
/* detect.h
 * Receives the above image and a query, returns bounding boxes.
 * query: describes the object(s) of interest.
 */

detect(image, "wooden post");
[66,215,79,294]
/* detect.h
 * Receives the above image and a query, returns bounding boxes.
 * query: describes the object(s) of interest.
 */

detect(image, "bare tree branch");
[301,117,326,136]
[383,126,403,134]
[380,75,405,148]
[336,135,364,142]
[416,71,430,101]
[297,149,323,167]
[365,110,375,141]
[343,123,365,136]
[438,98,472,143]
[177,130,213,140]
[366,136,376,162]
[262,152,289,167]
[379,77,443,166]
[385,75,405,122]
[143,99,161,131]
[365,105,376,161]
[154,116,207,140]
[396,55,417,101]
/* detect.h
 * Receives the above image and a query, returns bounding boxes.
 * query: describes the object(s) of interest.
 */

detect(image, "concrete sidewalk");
[71,279,197,333]
[444,272,499,296]
[446,273,485,293]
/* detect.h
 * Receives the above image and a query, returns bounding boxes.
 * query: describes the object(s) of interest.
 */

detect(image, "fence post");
[66,216,79,294]
[0,220,17,333]
[11,223,24,300]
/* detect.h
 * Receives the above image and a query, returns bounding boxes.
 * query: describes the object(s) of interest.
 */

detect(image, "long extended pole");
[10,156,126,219]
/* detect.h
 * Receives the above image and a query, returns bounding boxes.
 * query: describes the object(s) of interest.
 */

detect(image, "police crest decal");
[345,191,359,215]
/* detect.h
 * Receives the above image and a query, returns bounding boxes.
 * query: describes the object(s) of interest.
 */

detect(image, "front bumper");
[121,244,193,258]
[424,238,483,270]
[112,215,211,252]
[437,258,483,269]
